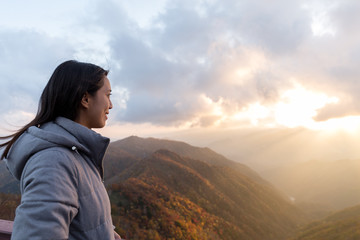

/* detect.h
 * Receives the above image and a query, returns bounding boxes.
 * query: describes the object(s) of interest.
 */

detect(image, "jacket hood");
[5,117,110,180]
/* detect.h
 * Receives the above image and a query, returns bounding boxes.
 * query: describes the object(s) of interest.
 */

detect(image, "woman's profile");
[0,60,121,239]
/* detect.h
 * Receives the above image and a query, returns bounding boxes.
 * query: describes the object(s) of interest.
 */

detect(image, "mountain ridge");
[107,135,273,186]
[1,135,308,239]
[263,158,360,210]
[290,204,360,240]
[104,139,308,239]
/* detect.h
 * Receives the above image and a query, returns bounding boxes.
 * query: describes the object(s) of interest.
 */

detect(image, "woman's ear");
[80,92,90,109]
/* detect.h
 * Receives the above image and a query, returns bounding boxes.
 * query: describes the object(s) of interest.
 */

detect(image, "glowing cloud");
[274,82,339,128]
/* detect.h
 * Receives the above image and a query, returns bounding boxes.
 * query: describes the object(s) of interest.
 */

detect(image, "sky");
[1,0,360,159]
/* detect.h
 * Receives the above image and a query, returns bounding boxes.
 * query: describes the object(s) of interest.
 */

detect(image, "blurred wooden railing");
[0,219,12,240]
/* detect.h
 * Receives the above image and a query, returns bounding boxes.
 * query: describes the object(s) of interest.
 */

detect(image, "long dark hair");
[0,60,109,159]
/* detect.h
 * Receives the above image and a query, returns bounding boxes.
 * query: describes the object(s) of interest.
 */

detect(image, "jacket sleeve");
[11,149,79,240]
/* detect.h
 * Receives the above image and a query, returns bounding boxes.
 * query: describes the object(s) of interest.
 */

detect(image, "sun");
[232,82,360,132]
[310,116,360,133]
[176,82,360,133]
[274,83,338,128]
[273,83,360,132]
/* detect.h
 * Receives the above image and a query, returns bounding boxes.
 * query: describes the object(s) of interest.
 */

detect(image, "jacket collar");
[5,117,110,180]
[54,117,110,175]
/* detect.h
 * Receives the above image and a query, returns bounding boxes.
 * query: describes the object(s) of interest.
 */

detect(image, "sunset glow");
[0,0,360,142]
[274,83,339,129]
[189,82,353,132]
[2,2,360,238]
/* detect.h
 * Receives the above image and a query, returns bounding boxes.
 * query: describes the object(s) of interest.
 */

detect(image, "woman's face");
[84,76,113,128]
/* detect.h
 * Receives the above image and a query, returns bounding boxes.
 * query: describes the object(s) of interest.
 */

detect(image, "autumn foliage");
[106,148,305,240]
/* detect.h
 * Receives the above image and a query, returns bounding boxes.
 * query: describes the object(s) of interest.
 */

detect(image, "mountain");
[104,136,307,240]
[289,205,360,240]
[106,136,271,185]
[262,159,360,211]
[0,161,19,194]
[200,127,360,173]
[0,135,308,239]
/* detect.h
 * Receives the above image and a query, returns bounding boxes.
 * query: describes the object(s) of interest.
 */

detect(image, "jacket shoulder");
[20,146,80,190]
[12,146,81,240]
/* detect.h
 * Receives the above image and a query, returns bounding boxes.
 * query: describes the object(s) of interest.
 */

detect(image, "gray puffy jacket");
[5,117,115,240]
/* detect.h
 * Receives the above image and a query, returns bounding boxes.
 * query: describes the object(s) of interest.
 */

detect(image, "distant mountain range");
[104,136,269,185]
[205,127,360,173]
[263,159,360,211]
[290,204,360,240]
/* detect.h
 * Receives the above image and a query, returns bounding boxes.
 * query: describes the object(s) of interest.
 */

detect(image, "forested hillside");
[104,137,307,239]
[289,205,360,240]
[0,136,319,239]
[0,192,20,221]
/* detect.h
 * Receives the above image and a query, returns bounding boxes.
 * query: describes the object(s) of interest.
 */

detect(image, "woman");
[0,60,121,239]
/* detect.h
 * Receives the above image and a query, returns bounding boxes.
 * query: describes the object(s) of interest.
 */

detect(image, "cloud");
[2,0,360,130]
[208,0,312,54]
[0,30,74,126]
[281,1,360,121]
[98,0,314,126]
[331,1,360,37]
